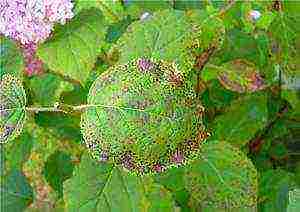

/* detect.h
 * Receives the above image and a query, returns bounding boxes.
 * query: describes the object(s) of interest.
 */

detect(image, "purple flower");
[21,42,44,76]
[0,0,74,44]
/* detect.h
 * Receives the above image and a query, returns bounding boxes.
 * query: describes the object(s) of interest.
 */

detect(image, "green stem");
[25,103,146,114]
[25,107,65,113]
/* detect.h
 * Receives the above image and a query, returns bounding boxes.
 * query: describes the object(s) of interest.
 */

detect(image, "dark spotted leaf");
[184,140,257,210]
[0,74,27,143]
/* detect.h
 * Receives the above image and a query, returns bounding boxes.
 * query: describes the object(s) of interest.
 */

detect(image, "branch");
[249,102,289,154]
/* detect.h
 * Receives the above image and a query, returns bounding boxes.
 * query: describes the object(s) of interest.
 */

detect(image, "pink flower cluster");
[0,0,74,44]
[21,42,43,76]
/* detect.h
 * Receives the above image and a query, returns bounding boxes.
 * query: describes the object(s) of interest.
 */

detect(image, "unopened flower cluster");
[0,0,74,44]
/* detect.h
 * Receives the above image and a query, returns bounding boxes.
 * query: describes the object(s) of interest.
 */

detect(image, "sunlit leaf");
[64,153,175,211]
[37,8,107,84]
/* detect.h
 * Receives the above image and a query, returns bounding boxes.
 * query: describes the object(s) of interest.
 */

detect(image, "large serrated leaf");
[114,9,224,75]
[211,93,268,147]
[64,153,175,212]
[0,74,27,144]
[0,36,24,79]
[0,169,34,212]
[184,140,257,210]
[37,8,107,84]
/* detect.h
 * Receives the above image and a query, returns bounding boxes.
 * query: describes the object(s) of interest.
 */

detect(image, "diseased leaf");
[37,8,107,84]
[0,74,27,143]
[0,169,34,212]
[184,140,257,210]
[43,151,74,198]
[81,58,207,175]
[64,153,175,212]
[0,36,24,79]
[211,93,268,147]
[213,59,266,93]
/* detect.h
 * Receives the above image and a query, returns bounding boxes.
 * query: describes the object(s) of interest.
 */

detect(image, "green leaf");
[155,167,191,211]
[75,0,126,23]
[216,29,267,67]
[64,153,175,212]
[0,36,24,79]
[114,9,224,75]
[201,79,238,111]
[5,130,33,170]
[34,111,82,142]
[259,169,293,212]
[0,74,27,143]
[173,0,205,10]
[211,93,268,147]
[0,169,34,212]
[184,140,257,210]
[27,73,73,106]
[43,151,74,198]
[124,1,172,19]
[105,16,133,43]
[37,8,107,84]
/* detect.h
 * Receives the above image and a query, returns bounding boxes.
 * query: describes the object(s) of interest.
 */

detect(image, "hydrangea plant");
[1,1,299,211]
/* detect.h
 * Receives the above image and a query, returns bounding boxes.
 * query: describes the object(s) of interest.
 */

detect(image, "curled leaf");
[217,59,266,93]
